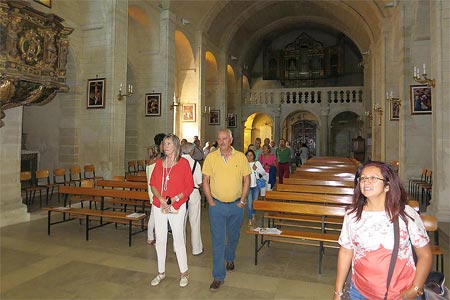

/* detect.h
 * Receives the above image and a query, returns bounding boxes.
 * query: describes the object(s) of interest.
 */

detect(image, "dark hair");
[154,133,166,146]
[349,160,409,223]
[245,149,256,160]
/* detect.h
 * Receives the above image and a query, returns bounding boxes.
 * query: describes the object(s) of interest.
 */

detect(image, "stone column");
[160,9,177,133]
[0,107,29,227]
[319,104,330,155]
[273,105,281,142]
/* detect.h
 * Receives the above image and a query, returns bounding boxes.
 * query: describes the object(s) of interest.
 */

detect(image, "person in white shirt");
[181,142,204,255]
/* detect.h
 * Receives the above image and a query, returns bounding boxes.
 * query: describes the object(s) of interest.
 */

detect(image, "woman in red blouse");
[149,134,194,288]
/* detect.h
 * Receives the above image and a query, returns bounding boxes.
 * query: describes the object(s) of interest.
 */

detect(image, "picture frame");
[227,115,237,128]
[34,0,51,8]
[87,78,106,109]
[209,110,220,125]
[145,93,161,116]
[182,103,196,122]
[389,100,400,121]
[410,85,432,114]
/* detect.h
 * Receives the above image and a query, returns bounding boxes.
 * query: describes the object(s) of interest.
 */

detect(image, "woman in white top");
[245,149,267,227]
[146,145,161,245]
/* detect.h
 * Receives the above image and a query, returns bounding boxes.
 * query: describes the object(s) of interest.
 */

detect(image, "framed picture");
[182,103,195,122]
[389,100,400,121]
[209,110,220,125]
[145,93,161,116]
[34,0,51,8]
[410,85,432,114]
[87,78,105,109]
[227,115,237,128]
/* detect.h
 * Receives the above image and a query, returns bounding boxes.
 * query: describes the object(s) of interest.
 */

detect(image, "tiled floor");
[1,193,448,299]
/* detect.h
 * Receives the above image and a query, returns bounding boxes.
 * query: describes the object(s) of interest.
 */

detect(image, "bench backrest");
[277,184,354,195]
[253,200,346,217]
[96,180,147,190]
[59,186,149,200]
[283,177,354,187]
[266,191,353,205]
[125,175,147,182]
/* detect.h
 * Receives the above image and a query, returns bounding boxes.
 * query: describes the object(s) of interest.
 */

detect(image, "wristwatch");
[174,195,180,202]
[413,286,424,296]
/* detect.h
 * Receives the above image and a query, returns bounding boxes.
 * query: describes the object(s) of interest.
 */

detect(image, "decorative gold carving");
[0,0,73,128]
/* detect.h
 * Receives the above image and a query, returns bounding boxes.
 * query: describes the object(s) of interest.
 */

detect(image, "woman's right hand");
[160,197,170,209]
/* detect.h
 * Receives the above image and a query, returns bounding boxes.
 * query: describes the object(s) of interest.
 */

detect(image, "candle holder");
[413,65,435,88]
[118,84,133,101]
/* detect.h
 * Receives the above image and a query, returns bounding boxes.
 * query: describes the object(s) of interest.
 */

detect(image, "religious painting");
[410,85,432,114]
[227,115,237,128]
[34,0,51,8]
[87,78,105,109]
[389,100,400,121]
[182,103,195,122]
[209,110,220,125]
[145,93,161,116]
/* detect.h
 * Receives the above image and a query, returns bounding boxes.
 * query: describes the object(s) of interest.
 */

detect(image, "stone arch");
[282,110,319,156]
[175,30,197,139]
[330,111,361,157]
[243,112,273,150]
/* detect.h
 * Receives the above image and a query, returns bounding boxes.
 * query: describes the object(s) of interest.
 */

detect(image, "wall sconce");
[170,99,180,110]
[203,105,211,115]
[386,91,401,106]
[365,110,373,128]
[373,104,383,126]
[413,64,435,88]
[117,84,133,101]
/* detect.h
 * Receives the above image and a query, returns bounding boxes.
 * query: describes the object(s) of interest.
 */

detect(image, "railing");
[243,86,364,105]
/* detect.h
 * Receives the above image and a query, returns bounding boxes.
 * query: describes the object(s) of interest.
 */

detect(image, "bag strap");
[384,218,400,300]
[192,160,198,175]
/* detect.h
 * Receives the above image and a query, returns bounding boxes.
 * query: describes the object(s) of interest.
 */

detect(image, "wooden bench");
[277,184,354,195]
[44,207,146,246]
[125,175,147,182]
[265,190,352,205]
[59,186,150,211]
[283,177,355,187]
[96,179,147,190]
[246,200,346,273]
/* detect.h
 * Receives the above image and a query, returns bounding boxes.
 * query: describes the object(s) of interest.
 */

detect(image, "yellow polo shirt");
[202,147,251,202]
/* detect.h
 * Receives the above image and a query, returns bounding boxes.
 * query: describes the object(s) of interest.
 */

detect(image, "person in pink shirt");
[258,144,277,192]
[334,161,431,300]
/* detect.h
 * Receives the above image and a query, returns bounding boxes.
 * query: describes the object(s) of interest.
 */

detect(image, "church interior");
[1,0,449,298]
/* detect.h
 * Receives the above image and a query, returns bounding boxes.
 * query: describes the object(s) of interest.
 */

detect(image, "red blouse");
[149,157,194,210]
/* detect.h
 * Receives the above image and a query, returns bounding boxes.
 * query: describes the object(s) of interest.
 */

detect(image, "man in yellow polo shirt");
[202,129,250,291]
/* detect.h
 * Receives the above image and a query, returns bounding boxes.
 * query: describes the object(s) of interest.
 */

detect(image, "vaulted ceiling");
[168,0,393,67]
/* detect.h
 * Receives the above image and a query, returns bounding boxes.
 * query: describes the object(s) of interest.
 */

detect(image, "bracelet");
[240,200,246,205]
[174,195,180,202]
[334,291,344,297]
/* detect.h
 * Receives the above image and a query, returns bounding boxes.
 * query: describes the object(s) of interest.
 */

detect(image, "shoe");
[193,248,204,256]
[147,239,156,245]
[150,273,165,286]
[226,261,235,271]
[209,279,223,291]
[180,274,189,287]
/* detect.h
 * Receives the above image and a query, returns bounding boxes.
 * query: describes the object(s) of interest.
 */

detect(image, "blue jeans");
[209,198,244,281]
[247,186,260,219]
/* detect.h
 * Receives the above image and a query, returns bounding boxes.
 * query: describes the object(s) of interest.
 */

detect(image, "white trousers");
[259,173,270,196]
[154,203,188,274]
[184,189,203,255]
[147,205,155,241]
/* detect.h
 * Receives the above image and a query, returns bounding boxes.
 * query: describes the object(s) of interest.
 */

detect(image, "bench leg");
[47,210,52,235]
[85,215,90,241]
[319,241,324,274]
[254,235,258,265]
[128,220,132,247]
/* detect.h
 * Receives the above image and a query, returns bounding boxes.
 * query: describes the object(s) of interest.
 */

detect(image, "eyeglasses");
[358,176,385,184]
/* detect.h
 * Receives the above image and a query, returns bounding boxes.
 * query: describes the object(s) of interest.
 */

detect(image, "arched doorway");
[283,111,318,156]
[330,111,362,157]
[243,113,273,150]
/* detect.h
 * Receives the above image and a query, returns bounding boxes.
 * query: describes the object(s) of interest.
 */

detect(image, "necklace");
[161,157,175,192]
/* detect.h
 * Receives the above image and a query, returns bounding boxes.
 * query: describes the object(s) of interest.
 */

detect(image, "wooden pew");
[96,179,147,190]
[265,190,352,205]
[283,177,354,188]
[293,170,355,179]
[277,184,354,195]
[44,207,146,246]
[125,175,147,182]
[246,200,346,273]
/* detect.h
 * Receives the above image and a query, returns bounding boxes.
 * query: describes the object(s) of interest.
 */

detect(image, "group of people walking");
[143,130,433,300]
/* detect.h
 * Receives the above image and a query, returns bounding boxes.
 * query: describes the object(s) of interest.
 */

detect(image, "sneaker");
[226,261,235,271]
[180,274,189,287]
[150,273,165,286]
[209,279,223,291]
